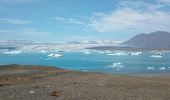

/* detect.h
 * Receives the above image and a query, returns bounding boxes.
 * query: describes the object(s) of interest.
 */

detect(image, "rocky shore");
[0,64,170,100]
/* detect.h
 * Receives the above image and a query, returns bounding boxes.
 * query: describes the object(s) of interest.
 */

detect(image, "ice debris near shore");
[146,67,169,71]
[107,62,124,70]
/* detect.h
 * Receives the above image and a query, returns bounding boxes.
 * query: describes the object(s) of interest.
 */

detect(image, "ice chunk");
[146,67,154,70]
[130,52,142,56]
[48,53,62,57]
[107,62,124,69]
[107,52,128,56]
[159,67,166,70]
[3,50,22,54]
[150,55,162,58]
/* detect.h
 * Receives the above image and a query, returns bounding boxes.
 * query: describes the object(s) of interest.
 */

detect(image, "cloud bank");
[89,1,170,33]
[53,17,85,25]
[0,28,50,35]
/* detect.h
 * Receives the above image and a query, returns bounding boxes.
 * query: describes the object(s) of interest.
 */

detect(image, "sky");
[0,0,170,42]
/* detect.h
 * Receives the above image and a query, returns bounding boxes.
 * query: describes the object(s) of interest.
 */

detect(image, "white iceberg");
[150,51,165,58]
[107,52,128,56]
[146,67,154,70]
[3,50,22,54]
[154,52,164,56]
[107,62,124,69]
[150,55,163,58]
[48,53,62,58]
[107,53,116,56]
[159,67,166,70]
[130,52,142,56]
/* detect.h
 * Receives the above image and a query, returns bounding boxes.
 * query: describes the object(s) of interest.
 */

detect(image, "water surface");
[0,50,170,74]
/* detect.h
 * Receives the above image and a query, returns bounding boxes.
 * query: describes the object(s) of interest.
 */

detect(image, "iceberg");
[150,55,162,58]
[41,50,47,53]
[159,67,166,70]
[150,51,165,58]
[107,52,128,56]
[48,53,62,58]
[146,67,154,70]
[3,50,22,54]
[107,62,124,69]
[107,54,116,56]
[154,52,164,56]
[130,52,142,56]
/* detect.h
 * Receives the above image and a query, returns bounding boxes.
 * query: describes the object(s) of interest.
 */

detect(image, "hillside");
[122,31,170,49]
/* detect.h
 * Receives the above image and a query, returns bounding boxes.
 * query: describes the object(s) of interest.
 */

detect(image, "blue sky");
[0,0,170,42]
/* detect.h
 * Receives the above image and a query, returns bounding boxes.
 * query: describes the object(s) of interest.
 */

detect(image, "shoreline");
[1,64,170,76]
[0,64,170,100]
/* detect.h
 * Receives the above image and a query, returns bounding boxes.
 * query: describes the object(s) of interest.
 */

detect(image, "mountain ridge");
[122,31,170,49]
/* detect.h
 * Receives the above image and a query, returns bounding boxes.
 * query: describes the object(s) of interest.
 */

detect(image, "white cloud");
[0,28,50,35]
[117,1,164,11]
[0,18,32,25]
[159,0,170,3]
[53,17,65,21]
[89,1,170,33]
[53,17,85,25]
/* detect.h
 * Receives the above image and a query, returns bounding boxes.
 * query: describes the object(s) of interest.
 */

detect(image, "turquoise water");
[0,50,170,74]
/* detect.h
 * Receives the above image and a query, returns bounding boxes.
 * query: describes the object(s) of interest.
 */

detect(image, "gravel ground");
[0,64,170,100]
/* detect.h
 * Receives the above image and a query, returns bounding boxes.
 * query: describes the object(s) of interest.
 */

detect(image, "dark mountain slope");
[122,31,170,49]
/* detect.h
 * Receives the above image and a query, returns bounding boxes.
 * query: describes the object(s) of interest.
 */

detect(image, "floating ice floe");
[150,51,165,58]
[107,52,128,56]
[3,50,22,54]
[154,52,164,56]
[146,67,154,70]
[107,62,124,69]
[159,67,166,70]
[48,53,62,58]
[107,53,116,56]
[150,55,163,58]
[130,52,142,56]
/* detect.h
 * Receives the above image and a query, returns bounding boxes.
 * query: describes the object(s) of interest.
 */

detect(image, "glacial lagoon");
[1,50,170,74]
